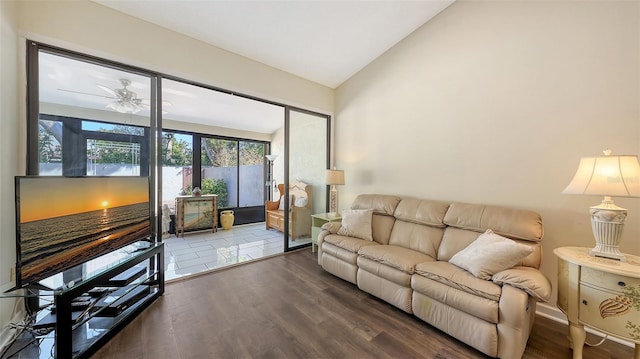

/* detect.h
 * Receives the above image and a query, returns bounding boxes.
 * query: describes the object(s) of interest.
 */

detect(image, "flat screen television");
[15,176,151,288]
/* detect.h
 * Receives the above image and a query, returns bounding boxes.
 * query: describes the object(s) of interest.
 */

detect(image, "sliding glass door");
[29,40,333,268]
[285,108,330,251]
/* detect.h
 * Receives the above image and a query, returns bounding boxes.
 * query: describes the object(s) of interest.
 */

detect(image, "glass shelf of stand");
[2,241,156,297]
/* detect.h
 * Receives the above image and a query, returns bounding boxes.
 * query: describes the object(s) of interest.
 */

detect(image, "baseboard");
[535,302,635,348]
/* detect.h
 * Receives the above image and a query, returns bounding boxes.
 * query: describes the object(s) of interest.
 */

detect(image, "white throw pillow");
[278,196,292,211]
[449,229,534,280]
[337,209,374,241]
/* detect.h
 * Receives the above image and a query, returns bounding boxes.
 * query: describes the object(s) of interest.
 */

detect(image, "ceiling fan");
[98,78,144,114]
[60,78,168,114]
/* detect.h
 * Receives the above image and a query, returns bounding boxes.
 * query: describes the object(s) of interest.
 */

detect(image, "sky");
[19,177,149,222]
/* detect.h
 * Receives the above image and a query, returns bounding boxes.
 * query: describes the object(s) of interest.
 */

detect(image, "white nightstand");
[310,213,342,253]
[554,247,640,359]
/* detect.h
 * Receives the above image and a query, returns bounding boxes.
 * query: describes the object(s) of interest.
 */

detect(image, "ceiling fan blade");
[96,84,117,97]
[140,99,172,107]
[58,88,116,99]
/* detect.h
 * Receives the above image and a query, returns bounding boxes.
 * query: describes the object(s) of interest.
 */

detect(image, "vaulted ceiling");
[93,0,454,88]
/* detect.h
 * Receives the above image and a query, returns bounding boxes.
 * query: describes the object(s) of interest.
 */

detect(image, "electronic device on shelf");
[33,310,84,330]
[96,266,146,287]
[50,300,92,314]
[87,287,111,298]
[94,285,151,317]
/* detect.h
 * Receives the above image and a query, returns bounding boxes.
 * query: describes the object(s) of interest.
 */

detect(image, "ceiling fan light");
[106,100,141,114]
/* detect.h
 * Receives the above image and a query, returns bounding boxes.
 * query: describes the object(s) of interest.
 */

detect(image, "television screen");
[15,176,151,287]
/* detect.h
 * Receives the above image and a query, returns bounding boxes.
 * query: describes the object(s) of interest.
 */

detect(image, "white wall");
[0,0,23,349]
[335,0,640,307]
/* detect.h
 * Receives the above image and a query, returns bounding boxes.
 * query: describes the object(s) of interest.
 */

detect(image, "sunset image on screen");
[17,176,152,285]
[19,177,148,223]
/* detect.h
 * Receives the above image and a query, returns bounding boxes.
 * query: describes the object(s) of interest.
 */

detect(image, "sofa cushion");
[351,195,401,245]
[411,273,500,324]
[443,202,543,242]
[338,209,373,241]
[321,242,360,264]
[370,214,396,245]
[449,230,534,280]
[388,221,444,258]
[351,194,401,216]
[357,256,413,287]
[414,261,502,302]
[393,198,449,228]
[358,245,434,274]
[437,227,479,262]
[323,234,378,254]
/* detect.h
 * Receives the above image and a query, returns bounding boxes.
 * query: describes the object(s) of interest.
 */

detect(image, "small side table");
[175,195,218,237]
[554,247,640,359]
[311,213,342,253]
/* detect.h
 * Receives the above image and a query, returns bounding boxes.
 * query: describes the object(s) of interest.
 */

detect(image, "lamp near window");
[265,154,279,195]
[562,149,640,261]
[326,168,345,217]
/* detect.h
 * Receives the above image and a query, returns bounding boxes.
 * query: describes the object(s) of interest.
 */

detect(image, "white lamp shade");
[562,155,640,197]
[265,154,279,162]
[326,169,345,185]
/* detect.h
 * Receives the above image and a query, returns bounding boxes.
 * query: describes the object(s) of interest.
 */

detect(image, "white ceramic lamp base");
[328,185,339,217]
[589,198,627,261]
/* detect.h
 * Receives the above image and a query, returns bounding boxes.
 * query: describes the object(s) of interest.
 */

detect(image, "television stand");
[2,241,164,359]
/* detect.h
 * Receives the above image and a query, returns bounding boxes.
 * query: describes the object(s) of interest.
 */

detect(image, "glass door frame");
[283,106,331,252]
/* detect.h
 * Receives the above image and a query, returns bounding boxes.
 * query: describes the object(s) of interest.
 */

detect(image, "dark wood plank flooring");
[89,249,633,359]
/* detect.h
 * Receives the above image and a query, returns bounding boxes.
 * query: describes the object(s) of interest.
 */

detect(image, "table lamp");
[562,149,640,261]
[326,168,345,217]
[265,154,279,193]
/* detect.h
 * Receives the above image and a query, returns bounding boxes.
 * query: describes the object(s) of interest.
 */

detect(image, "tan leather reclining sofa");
[317,194,552,359]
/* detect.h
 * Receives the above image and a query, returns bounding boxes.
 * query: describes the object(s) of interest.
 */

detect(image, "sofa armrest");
[492,266,552,302]
[321,222,342,234]
[317,222,342,265]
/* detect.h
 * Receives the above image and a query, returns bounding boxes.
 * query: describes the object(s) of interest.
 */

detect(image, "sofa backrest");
[438,202,544,268]
[351,194,401,245]
[348,195,544,269]
[388,198,450,258]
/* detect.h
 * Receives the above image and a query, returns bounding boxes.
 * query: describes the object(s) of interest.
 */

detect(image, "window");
[201,137,237,209]
[33,49,152,177]
[239,141,265,207]
[161,131,193,208]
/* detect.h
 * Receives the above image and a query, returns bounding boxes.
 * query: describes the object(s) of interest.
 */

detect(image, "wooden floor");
[91,249,634,359]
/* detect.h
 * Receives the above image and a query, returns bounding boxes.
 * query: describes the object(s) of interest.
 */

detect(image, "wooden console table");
[175,195,218,237]
[554,247,640,359]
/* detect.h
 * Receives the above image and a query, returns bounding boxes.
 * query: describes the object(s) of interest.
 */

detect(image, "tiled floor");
[162,223,311,281]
